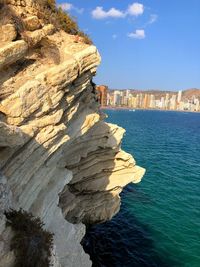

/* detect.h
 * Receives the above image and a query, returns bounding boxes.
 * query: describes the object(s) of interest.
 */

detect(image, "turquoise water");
[83,110,200,267]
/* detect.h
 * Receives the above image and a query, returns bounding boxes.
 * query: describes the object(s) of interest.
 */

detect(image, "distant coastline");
[96,86,200,113]
[101,106,200,114]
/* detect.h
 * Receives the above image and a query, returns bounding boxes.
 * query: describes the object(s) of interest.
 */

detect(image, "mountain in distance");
[182,88,200,99]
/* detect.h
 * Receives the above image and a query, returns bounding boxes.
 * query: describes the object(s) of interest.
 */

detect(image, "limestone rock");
[0,172,12,220]
[59,122,145,224]
[0,24,17,43]
[0,1,145,266]
[0,122,25,147]
[0,172,14,267]
[23,24,55,46]
[23,16,41,31]
[0,41,28,70]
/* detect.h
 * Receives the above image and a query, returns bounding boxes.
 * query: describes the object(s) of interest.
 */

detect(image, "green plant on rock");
[77,31,93,45]
[37,0,93,44]
[4,209,54,267]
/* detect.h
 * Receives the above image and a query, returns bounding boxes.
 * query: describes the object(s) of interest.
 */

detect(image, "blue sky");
[57,1,200,91]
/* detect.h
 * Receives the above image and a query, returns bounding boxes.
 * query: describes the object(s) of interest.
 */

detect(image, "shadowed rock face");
[0,1,145,267]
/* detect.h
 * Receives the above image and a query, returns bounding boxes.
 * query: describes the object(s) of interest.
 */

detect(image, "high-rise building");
[113,90,121,106]
[170,94,177,110]
[177,90,182,103]
[107,92,113,106]
[139,93,143,108]
[135,94,140,108]
[147,94,151,108]
[149,94,156,108]
[143,94,148,108]
[160,97,165,109]
[126,90,130,98]
[129,96,137,108]
[165,93,170,109]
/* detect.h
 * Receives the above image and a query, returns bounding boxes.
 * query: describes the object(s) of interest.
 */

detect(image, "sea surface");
[82,110,200,267]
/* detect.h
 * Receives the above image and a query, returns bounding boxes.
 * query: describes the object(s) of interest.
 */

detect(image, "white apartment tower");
[178,90,182,103]
[113,91,121,106]
[150,94,156,108]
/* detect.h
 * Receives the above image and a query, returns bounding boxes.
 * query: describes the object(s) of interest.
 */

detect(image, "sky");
[57,0,200,91]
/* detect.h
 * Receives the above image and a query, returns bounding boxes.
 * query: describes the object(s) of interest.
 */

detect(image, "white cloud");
[128,29,145,39]
[127,3,144,16]
[149,14,158,24]
[92,6,125,19]
[92,3,145,19]
[58,2,84,14]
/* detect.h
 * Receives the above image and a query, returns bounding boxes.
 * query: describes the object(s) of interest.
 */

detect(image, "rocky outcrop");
[0,24,17,43]
[59,122,144,224]
[0,40,28,69]
[0,1,145,267]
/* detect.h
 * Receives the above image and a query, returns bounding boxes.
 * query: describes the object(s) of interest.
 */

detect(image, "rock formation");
[0,1,145,266]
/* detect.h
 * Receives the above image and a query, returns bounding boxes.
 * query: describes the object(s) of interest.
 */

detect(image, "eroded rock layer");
[0,1,145,266]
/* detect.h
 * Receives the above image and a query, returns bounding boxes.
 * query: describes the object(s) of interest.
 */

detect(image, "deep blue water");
[82,110,200,267]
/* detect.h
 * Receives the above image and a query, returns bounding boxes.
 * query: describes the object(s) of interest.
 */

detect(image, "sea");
[82,109,200,267]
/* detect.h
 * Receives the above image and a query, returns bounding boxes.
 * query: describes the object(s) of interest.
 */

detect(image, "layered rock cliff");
[0,1,145,266]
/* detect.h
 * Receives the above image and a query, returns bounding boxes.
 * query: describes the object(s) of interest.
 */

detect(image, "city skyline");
[108,87,200,93]
[96,86,200,112]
